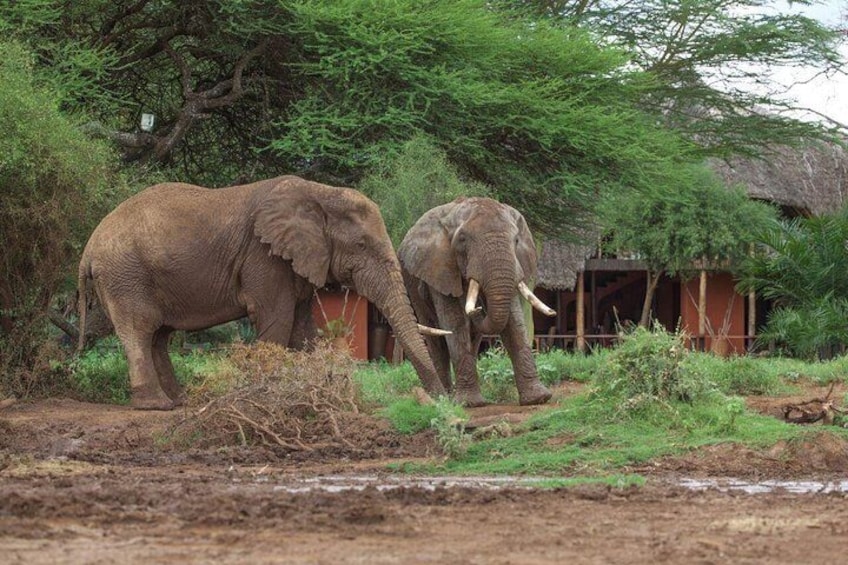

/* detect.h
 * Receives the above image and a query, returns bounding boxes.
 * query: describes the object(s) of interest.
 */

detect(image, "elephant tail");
[76,258,91,353]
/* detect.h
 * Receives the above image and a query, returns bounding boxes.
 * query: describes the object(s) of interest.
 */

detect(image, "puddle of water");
[269,475,550,494]
[678,478,848,494]
[244,474,848,495]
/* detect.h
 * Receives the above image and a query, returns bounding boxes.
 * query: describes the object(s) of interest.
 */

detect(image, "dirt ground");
[2,382,848,564]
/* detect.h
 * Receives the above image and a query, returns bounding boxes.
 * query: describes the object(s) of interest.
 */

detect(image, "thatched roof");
[536,238,595,291]
[536,139,848,291]
[711,141,848,216]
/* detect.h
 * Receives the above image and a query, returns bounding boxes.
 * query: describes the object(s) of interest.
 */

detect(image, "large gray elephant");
[79,175,447,409]
[399,197,555,407]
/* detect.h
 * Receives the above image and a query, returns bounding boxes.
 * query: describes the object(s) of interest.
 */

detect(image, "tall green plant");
[358,136,487,246]
[599,164,775,326]
[738,209,848,358]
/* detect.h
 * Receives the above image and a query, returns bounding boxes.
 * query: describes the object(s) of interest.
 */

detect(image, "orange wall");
[311,289,369,360]
[680,272,746,355]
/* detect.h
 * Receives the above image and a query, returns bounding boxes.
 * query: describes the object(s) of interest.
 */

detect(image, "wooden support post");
[698,270,707,351]
[576,271,586,353]
[747,290,756,352]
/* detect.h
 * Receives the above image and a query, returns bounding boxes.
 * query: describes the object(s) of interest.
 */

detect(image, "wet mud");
[2,383,848,564]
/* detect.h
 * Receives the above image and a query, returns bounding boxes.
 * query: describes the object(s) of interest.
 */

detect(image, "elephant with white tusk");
[399,197,555,407]
[78,175,448,410]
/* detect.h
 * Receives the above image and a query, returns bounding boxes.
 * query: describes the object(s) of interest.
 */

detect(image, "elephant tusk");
[518,281,557,317]
[465,279,482,316]
[418,324,452,337]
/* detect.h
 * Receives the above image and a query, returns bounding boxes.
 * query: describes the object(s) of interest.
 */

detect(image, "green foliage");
[68,341,130,405]
[738,209,848,359]
[497,0,845,153]
[686,353,788,396]
[430,397,471,458]
[407,387,814,475]
[600,164,776,278]
[477,348,520,404]
[595,324,713,408]
[0,39,128,395]
[69,338,230,405]
[380,398,440,434]
[358,135,487,246]
[354,360,421,406]
[273,0,691,236]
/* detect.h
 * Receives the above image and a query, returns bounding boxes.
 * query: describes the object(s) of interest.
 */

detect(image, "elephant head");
[252,176,447,394]
[399,196,555,335]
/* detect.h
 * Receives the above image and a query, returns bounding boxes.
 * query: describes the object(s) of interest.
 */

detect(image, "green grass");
[70,337,230,404]
[68,329,848,484]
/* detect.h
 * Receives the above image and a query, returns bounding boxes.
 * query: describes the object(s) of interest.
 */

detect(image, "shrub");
[594,324,713,410]
[0,40,129,396]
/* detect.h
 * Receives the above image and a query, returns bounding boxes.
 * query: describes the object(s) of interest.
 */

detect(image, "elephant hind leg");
[115,327,175,411]
[152,327,186,406]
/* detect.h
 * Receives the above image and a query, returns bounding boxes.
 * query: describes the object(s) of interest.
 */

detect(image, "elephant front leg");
[289,298,317,350]
[423,334,452,392]
[432,293,486,407]
[501,299,552,406]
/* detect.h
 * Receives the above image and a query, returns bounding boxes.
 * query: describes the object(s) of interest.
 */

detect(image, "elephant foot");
[518,382,552,406]
[454,389,488,408]
[131,388,177,411]
[166,387,188,407]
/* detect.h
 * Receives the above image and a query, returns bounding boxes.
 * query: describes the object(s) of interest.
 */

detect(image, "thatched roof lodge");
[537,139,848,292]
[532,139,848,355]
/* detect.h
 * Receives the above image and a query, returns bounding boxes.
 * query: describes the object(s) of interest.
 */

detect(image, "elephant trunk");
[472,260,517,336]
[354,266,446,396]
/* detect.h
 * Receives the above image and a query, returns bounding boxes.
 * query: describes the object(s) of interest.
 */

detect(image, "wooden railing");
[480,334,758,354]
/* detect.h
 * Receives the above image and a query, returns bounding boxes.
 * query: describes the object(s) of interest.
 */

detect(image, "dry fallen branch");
[167,341,365,451]
[782,382,846,425]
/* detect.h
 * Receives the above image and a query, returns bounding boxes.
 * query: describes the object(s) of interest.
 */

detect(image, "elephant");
[398,197,556,407]
[78,175,448,409]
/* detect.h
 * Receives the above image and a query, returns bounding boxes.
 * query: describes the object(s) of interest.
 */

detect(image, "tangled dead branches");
[782,382,846,425]
[169,341,363,451]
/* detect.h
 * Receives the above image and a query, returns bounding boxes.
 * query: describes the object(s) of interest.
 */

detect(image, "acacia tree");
[495,0,846,155]
[599,165,775,327]
[0,0,696,237]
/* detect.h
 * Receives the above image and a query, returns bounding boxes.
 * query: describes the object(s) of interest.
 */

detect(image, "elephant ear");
[254,177,331,288]
[508,205,538,281]
[399,202,464,297]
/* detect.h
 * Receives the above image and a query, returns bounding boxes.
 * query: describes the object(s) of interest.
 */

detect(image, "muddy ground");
[2,383,848,564]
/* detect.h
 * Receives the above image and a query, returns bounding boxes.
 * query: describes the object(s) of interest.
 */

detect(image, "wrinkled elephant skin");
[399,197,553,407]
[79,176,445,409]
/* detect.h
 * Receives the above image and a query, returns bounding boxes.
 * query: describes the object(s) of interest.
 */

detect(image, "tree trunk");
[639,270,662,327]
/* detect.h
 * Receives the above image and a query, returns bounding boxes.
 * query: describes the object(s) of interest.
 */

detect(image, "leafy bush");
[358,135,487,247]
[738,211,848,359]
[478,348,519,403]
[354,360,421,406]
[430,398,470,458]
[0,40,129,396]
[70,337,232,404]
[69,341,130,404]
[594,324,713,410]
[688,353,787,396]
